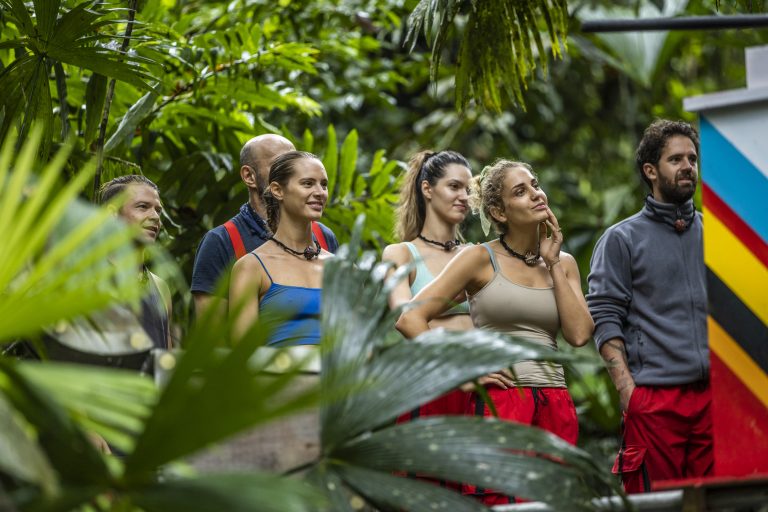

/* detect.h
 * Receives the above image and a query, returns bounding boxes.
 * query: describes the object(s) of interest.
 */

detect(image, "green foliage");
[0,0,155,153]
[407,0,568,111]
[0,128,142,342]
[2,0,767,497]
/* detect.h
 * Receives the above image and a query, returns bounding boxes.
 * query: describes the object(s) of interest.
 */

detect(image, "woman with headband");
[396,159,593,505]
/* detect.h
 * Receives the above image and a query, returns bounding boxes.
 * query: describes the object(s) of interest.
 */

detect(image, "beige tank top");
[469,243,565,387]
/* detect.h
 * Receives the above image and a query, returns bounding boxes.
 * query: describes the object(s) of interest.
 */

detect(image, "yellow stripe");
[708,317,768,409]
[703,206,768,325]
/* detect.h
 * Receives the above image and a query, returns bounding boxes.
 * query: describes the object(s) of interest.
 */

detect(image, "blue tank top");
[251,254,321,346]
[404,242,470,316]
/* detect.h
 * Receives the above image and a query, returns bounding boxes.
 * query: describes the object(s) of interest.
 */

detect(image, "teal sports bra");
[404,242,470,316]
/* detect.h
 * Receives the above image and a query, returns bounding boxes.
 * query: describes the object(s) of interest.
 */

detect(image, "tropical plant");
[0,131,626,511]
[406,0,569,111]
[0,0,156,157]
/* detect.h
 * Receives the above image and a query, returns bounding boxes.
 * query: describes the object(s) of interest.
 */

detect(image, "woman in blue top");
[230,151,332,346]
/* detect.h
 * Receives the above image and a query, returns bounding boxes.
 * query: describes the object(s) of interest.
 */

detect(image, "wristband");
[546,258,560,271]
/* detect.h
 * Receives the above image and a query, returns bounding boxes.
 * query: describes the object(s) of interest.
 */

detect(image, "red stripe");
[311,221,328,251]
[703,182,768,268]
[710,352,768,477]
[223,220,247,259]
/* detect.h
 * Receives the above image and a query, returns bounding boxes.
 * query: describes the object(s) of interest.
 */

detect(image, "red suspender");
[226,219,326,256]
[311,221,329,251]
[224,220,247,259]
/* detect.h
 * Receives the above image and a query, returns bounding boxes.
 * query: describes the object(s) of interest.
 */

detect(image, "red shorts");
[463,386,578,505]
[614,382,713,493]
[395,389,470,489]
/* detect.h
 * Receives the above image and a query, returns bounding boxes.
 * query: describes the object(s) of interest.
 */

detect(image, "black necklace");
[418,234,460,252]
[270,236,321,260]
[499,237,540,267]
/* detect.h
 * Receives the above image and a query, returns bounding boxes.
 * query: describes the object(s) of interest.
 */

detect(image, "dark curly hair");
[635,120,700,190]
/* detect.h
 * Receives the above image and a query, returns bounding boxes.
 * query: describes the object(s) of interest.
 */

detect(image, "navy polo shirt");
[191,203,339,298]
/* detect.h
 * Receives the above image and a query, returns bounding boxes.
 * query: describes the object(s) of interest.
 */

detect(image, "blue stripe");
[700,116,768,241]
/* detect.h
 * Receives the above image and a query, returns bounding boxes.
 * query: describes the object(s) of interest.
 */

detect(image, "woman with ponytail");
[396,159,594,506]
[230,151,332,346]
[383,151,495,432]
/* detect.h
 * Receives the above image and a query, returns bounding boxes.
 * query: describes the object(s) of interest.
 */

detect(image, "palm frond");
[0,128,143,342]
[18,362,157,454]
[0,0,157,145]
[318,216,624,510]
[406,0,568,111]
[335,465,487,511]
[0,393,58,496]
[0,358,110,489]
[335,416,614,510]
[122,305,320,478]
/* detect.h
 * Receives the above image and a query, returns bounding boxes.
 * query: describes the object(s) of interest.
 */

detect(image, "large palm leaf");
[0,0,156,150]
[0,128,143,341]
[316,217,625,510]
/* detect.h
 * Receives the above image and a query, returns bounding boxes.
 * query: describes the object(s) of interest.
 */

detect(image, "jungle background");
[1,0,767,510]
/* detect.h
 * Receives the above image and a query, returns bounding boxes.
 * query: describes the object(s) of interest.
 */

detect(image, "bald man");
[191,134,339,316]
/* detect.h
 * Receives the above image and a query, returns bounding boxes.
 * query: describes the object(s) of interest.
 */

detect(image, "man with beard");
[191,134,338,317]
[587,120,711,492]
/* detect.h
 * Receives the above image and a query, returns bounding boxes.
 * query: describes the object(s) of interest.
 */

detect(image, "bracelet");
[546,258,560,271]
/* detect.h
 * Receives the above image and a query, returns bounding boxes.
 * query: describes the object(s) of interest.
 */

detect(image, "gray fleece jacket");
[587,197,709,386]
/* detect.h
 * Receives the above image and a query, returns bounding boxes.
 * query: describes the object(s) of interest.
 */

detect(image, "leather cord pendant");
[418,234,460,252]
[499,237,540,267]
[270,236,321,260]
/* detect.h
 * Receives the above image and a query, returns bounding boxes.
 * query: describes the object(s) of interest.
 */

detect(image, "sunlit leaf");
[104,91,158,153]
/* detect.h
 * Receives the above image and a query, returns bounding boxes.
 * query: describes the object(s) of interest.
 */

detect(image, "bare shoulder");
[558,251,580,274]
[233,251,259,272]
[559,251,577,264]
[382,242,413,266]
[456,243,492,264]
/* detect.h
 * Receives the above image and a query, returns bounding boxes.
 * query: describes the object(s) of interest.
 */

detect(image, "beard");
[255,173,269,200]
[658,171,697,204]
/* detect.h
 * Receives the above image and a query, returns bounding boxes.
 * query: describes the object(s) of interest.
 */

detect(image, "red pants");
[396,389,469,489]
[463,387,578,505]
[614,382,713,493]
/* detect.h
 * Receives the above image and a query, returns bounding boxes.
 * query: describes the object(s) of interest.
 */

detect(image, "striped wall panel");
[700,113,768,477]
